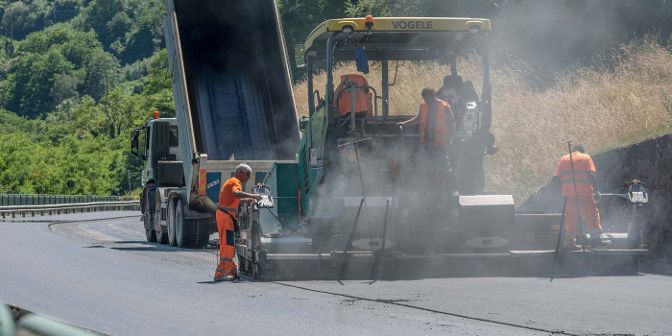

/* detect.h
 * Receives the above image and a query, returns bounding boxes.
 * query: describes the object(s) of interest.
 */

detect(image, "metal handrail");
[0,201,140,219]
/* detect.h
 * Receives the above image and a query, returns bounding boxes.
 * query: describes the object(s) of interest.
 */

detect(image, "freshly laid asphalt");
[0,212,670,335]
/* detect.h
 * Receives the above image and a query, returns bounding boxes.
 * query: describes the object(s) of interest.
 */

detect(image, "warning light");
[153,111,160,119]
[365,15,374,29]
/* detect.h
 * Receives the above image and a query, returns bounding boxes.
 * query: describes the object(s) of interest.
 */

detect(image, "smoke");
[451,0,671,86]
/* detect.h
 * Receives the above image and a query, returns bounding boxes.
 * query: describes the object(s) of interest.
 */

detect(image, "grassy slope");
[292,41,672,202]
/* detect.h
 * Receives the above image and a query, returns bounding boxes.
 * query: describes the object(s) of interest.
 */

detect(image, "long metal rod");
[353,143,367,205]
[566,141,586,251]
[307,60,314,117]
[382,60,389,117]
[351,82,357,131]
[336,138,372,148]
[325,35,334,125]
[338,198,365,285]
[369,199,390,284]
[550,197,568,282]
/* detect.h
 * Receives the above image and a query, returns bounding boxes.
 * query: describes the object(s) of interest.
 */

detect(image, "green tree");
[277,0,346,78]
[46,96,104,141]
[82,0,164,63]
[7,49,74,118]
[51,0,83,23]
[82,49,121,100]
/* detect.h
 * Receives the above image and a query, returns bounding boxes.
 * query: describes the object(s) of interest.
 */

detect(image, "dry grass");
[292,40,672,202]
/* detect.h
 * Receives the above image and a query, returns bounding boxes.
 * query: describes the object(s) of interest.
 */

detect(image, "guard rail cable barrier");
[0,201,140,219]
[0,302,98,336]
[0,194,121,206]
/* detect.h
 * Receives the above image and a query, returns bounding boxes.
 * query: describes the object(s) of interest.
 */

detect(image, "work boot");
[588,230,607,248]
[214,269,239,282]
[590,237,611,248]
[561,236,577,251]
[214,268,232,281]
[213,271,227,282]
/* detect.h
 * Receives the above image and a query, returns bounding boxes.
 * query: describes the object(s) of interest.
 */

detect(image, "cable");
[272,282,580,336]
[46,215,141,231]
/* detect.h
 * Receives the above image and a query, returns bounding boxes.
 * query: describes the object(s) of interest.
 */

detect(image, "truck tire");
[144,195,157,243]
[175,199,197,248]
[154,194,168,244]
[167,198,178,246]
[174,199,211,249]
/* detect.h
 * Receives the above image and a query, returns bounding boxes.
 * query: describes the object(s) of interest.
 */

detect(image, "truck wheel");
[144,196,157,243]
[175,199,195,248]
[167,198,178,246]
[154,194,168,244]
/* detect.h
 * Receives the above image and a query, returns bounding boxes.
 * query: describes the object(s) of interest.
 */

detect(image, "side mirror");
[131,129,140,156]
[294,44,305,69]
[299,116,310,131]
[131,127,148,160]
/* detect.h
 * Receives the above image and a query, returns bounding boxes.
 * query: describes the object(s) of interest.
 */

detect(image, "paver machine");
[235,16,648,280]
[235,16,524,280]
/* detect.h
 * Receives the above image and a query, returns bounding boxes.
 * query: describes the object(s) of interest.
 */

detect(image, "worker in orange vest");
[334,74,372,119]
[214,163,261,281]
[398,88,456,189]
[553,144,603,249]
[398,88,455,154]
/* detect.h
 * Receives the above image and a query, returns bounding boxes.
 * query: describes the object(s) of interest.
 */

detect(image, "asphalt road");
[0,212,670,336]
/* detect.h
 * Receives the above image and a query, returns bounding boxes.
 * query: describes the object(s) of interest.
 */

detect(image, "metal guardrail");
[0,194,122,207]
[0,201,140,219]
[0,303,98,336]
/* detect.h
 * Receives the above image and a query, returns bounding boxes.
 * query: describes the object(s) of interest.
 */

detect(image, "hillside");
[0,0,172,195]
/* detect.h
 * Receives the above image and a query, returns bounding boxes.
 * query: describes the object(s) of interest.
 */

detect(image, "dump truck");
[131,0,299,248]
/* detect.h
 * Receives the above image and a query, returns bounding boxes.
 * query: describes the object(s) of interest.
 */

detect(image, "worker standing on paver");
[398,88,456,189]
[554,144,603,249]
[214,163,261,281]
[398,88,455,156]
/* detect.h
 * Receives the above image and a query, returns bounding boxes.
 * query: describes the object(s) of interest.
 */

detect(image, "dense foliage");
[0,0,669,195]
[0,0,171,195]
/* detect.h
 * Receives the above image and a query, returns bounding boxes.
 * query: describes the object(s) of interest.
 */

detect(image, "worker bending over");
[214,163,261,281]
[554,144,603,249]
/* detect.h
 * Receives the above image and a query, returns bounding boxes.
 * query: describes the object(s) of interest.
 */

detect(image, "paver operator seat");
[334,74,374,129]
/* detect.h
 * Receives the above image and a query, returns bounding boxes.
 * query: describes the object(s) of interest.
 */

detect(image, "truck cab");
[132,116,182,189]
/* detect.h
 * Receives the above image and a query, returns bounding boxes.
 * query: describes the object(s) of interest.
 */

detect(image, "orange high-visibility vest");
[334,74,372,117]
[554,152,596,196]
[419,99,453,148]
[219,177,242,218]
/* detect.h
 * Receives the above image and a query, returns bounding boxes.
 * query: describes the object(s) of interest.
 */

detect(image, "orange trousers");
[563,195,602,237]
[214,210,237,278]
